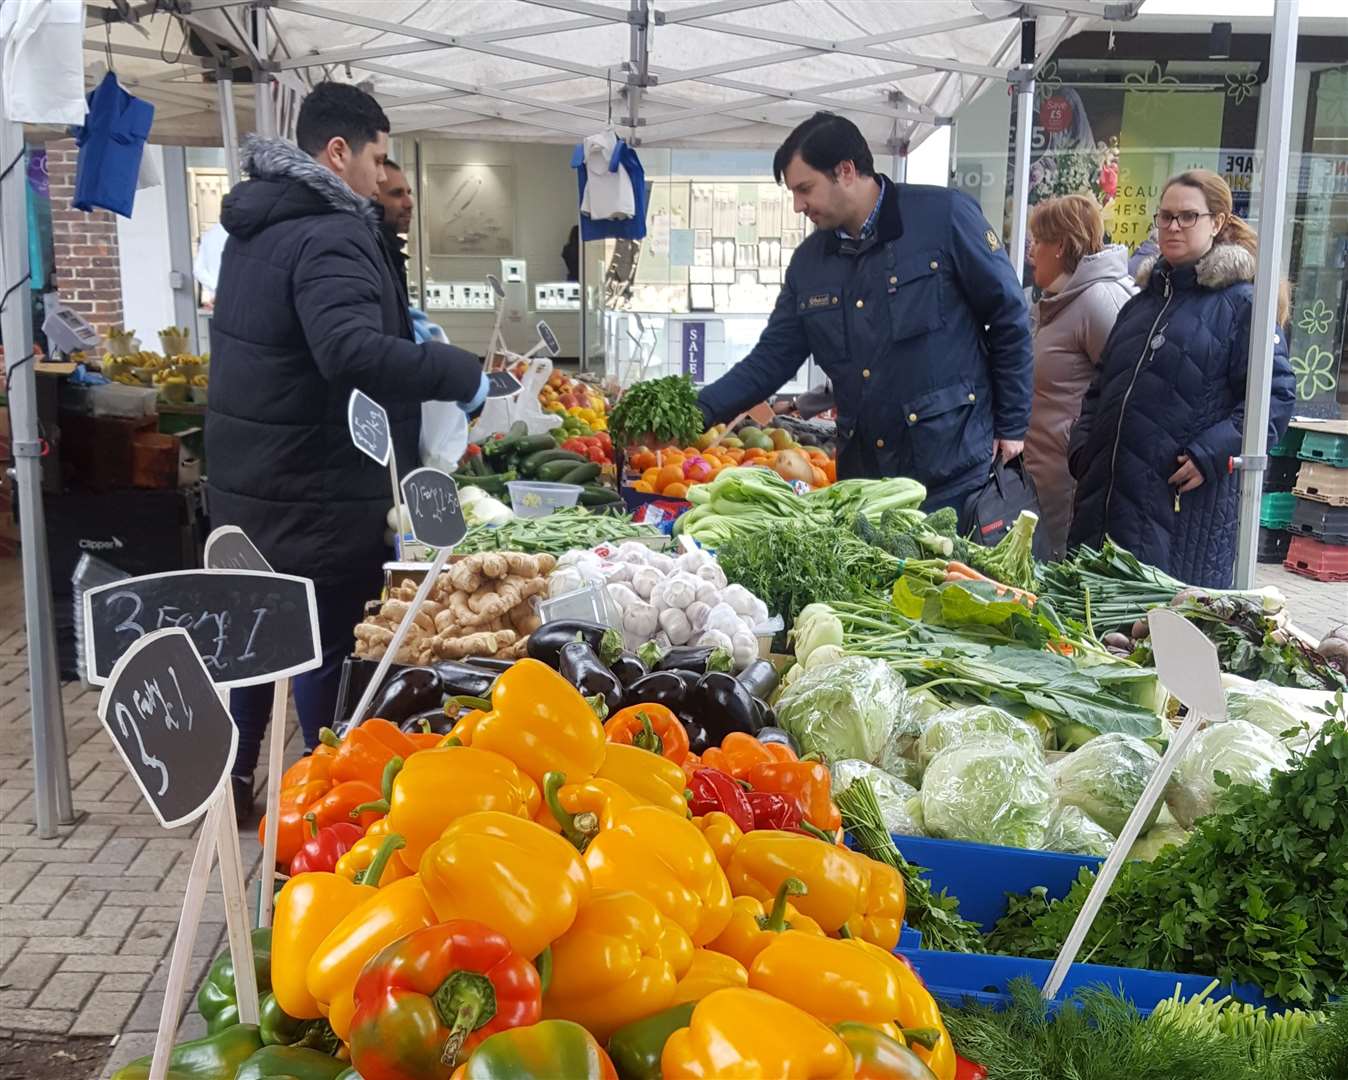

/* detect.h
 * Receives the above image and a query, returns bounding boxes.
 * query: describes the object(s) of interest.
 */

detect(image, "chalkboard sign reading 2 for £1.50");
[97,628,238,828]
[83,570,321,689]
[400,467,468,549]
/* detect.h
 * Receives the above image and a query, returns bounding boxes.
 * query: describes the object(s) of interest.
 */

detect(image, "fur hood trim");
[240,135,374,221]
[1133,242,1256,291]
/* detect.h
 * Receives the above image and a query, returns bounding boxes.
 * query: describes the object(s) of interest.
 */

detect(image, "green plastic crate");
[1270,427,1306,458]
[1297,430,1348,468]
[1260,491,1296,530]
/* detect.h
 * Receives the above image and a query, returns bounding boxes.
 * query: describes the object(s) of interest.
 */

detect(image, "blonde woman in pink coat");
[1024,195,1137,559]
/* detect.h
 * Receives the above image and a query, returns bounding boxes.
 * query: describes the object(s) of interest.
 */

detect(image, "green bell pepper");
[233,1044,350,1080]
[110,1023,264,1079]
[198,927,273,1033]
[334,1069,363,1080]
[457,1020,614,1079]
[259,991,339,1052]
[607,1002,696,1080]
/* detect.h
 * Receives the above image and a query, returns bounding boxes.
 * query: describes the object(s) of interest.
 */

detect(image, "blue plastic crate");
[897,948,1271,1016]
[889,834,1102,930]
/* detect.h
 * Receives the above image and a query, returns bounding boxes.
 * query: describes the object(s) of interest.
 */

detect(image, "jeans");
[229,571,380,778]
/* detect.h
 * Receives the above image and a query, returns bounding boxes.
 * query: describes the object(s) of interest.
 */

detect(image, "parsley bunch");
[609,375,705,448]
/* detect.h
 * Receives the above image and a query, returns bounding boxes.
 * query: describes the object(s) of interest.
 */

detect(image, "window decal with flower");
[1224,72,1259,105]
[1290,344,1338,401]
[1297,299,1334,337]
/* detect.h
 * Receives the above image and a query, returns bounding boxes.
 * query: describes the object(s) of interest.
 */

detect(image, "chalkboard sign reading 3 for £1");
[400,467,468,549]
[84,570,321,688]
[348,388,392,466]
[97,628,239,828]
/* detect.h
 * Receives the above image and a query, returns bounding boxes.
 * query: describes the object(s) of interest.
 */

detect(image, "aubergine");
[357,666,442,725]
[558,641,624,717]
[399,707,457,736]
[459,656,514,675]
[690,671,761,743]
[527,620,624,669]
[609,651,649,689]
[749,695,777,731]
[429,660,496,699]
[735,659,780,701]
[623,671,690,713]
[755,725,799,754]
[653,645,733,676]
[682,716,711,755]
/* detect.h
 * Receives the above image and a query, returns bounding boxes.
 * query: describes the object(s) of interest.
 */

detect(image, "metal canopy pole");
[0,96,74,839]
[253,5,276,139]
[1234,0,1298,588]
[1007,21,1036,281]
[217,69,242,185]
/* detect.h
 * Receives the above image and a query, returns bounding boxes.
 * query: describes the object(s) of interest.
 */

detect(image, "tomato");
[587,447,608,464]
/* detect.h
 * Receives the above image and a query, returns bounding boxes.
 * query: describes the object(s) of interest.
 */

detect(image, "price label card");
[203,526,273,573]
[84,570,321,688]
[348,389,392,466]
[400,467,468,550]
[486,274,505,299]
[97,628,238,828]
[536,320,560,357]
[486,370,523,398]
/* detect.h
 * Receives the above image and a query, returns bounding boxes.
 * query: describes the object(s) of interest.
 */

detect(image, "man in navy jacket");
[697,113,1033,510]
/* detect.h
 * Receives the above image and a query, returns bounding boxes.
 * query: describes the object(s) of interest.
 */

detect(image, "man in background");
[207,82,487,820]
[375,158,414,300]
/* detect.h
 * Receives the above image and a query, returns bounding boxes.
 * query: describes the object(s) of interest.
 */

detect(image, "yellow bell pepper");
[306,875,440,1041]
[842,858,906,952]
[850,939,956,1080]
[595,743,689,817]
[747,931,904,1028]
[363,746,541,872]
[585,804,733,947]
[469,659,607,787]
[537,774,642,849]
[726,831,867,935]
[707,877,823,969]
[333,827,412,885]
[271,834,405,1019]
[669,949,748,1005]
[693,812,743,868]
[661,988,854,1079]
[419,810,591,960]
[542,889,694,1041]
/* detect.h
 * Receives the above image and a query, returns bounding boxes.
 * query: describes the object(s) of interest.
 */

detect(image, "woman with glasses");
[1066,169,1295,588]
[1024,195,1136,560]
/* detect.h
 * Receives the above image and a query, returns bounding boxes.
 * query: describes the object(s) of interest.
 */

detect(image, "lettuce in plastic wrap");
[916,705,1042,773]
[831,759,923,836]
[919,735,1054,849]
[1224,680,1317,743]
[1165,719,1292,829]
[1127,822,1190,862]
[1042,803,1115,857]
[775,656,914,767]
[1050,732,1162,837]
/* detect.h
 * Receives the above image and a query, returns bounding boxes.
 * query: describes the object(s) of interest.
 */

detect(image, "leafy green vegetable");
[966,508,1040,591]
[1042,804,1116,856]
[774,655,915,767]
[892,575,1067,650]
[1165,718,1290,829]
[986,715,1348,1006]
[920,735,1055,849]
[609,375,704,447]
[916,705,1043,773]
[1051,732,1163,837]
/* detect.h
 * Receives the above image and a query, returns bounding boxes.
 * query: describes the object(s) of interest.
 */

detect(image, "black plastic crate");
[1257,526,1290,564]
[1289,499,1348,547]
[1263,455,1301,493]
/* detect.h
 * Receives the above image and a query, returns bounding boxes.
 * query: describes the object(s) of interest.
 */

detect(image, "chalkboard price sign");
[536,320,560,357]
[486,370,523,398]
[204,526,273,572]
[84,570,321,689]
[486,274,504,299]
[348,389,392,466]
[400,467,468,549]
[97,628,238,828]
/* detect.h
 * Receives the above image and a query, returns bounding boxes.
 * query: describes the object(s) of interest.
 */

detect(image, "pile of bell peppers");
[124,654,978,1079]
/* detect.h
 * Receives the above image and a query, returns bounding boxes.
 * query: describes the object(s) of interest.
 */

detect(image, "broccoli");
[923,505,960,538]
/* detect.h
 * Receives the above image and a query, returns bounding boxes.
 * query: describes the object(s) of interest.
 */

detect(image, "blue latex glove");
[409,306,449,344]
[461,372,490,414]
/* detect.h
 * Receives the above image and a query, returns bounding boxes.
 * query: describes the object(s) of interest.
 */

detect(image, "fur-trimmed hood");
[1133,242,1255,292]
[222,135,374,240]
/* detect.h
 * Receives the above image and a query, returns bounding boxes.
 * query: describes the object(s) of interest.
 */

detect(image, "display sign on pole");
[537,320,560,357]
[682,321,705,381]
[203,525,272,573]
[486,370,523,398]
[347,389,391,466]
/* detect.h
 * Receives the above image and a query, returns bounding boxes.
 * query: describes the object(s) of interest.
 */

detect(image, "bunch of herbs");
[608,375,705,448]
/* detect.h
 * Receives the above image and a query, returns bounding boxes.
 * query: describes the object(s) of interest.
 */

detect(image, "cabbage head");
[1165,719,1292,829]
[1127,823,1190,862]
[775,656,909,766]
[1042,804,1115,857]
[917,705,1042,772]
[1224,680,1313,742]
[1050,733,1162,837]
[920,736,1054,850]
[831,759,923,836]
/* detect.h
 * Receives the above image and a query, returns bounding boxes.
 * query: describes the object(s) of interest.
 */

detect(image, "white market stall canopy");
[86,0,1143,150]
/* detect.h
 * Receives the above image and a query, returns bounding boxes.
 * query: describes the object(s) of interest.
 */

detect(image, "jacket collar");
[824,173,900,255]
[1133,242,1256,294]
[240,135,375,222]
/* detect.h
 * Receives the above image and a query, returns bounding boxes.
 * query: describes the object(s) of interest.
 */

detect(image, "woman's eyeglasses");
[1154,210,1214,230]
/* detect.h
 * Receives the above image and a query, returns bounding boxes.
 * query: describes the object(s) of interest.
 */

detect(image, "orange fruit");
[631,481,655,493]
[630,450,657,471]
[656,464,685,491]
[810,466,828,488]
[663,483,689,499]
[641,467,661,487]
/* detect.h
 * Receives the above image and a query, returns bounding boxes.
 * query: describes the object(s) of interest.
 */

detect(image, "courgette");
[522,448,588,474]
[481,421,530,457]
[514,434,561,457]
[455,470,516,495]
[559,462,601,485]
[537,459,583,482]
[580,484,623,506]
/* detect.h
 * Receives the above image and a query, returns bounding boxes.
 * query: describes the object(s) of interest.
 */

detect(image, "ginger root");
[435,628,517,660]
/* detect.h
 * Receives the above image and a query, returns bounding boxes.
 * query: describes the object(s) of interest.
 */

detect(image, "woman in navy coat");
[1068,169,1295,588]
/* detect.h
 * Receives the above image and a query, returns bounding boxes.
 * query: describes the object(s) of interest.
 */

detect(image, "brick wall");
[45,139,124,332]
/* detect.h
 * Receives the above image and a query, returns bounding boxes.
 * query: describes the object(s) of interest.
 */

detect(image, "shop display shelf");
[889,834,1102,930]
[1257,526,1290,564]
[1262,455,1301,493]
[1284,535,1348,583]
[1289,499,1348,546]
[1259,491,1296,530]
[1297,430,1348,468]
[1293,460,1348,507]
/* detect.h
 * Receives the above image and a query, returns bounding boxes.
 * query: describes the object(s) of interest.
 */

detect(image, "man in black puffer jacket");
[207,82,486,819]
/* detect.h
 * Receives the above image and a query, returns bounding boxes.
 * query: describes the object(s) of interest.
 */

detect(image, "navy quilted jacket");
[1067,243,1294,588]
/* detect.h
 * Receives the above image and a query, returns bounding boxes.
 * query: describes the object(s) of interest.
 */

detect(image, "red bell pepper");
[744,790,801,831]
[349,919,543,1079]
[288,812,365,876]
[745,760,842,832]
[954,1055,988,1080]
[686,768,754,833]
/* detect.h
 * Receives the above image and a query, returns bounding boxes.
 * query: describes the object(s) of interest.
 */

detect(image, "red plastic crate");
[1283,535,1348,582]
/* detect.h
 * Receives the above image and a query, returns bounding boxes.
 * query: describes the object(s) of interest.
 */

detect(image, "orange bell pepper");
[681,752,703,783]
[745,760,841,832]
[707,877,823,969]
[605,704,690,766]
[261,777,383,867]
[320,718,418,789]
[278,745,335,789]
[700,732,795,778]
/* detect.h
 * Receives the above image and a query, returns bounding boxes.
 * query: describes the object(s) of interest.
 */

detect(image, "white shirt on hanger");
[580,129,634,222]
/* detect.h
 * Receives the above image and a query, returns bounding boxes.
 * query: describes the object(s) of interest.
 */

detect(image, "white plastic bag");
[419,399,468,472]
